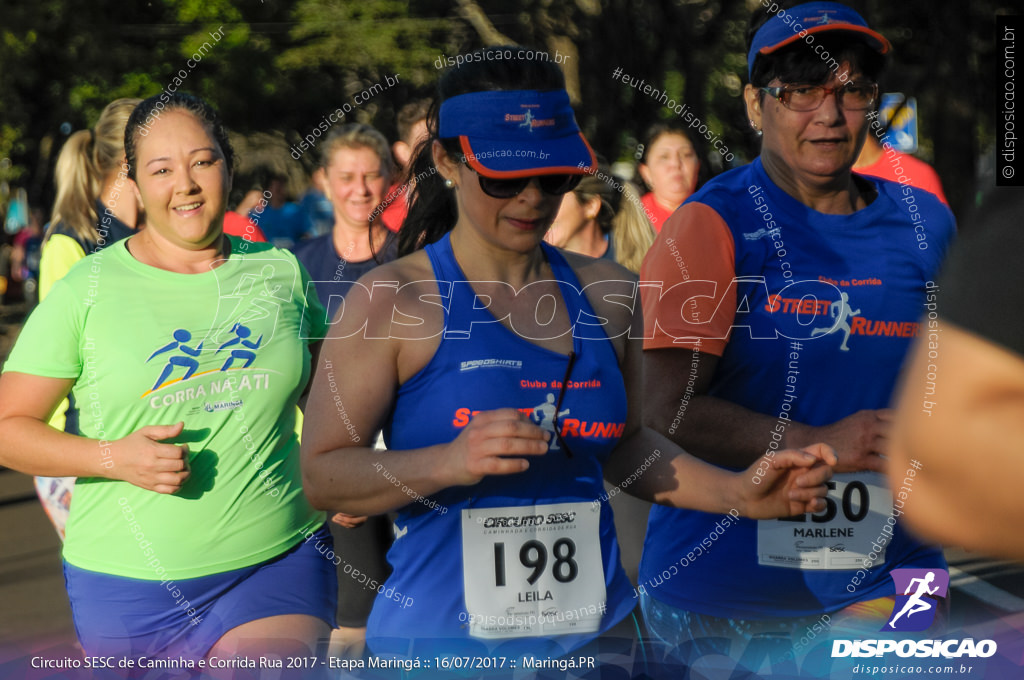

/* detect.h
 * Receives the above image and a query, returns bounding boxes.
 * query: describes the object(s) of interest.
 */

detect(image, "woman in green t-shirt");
[0,93,335,664]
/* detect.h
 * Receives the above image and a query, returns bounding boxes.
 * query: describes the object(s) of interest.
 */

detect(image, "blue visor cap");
[439,89,597,178]
[748,1,890,79]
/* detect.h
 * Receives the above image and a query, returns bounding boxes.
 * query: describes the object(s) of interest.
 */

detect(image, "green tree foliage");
[0,0,255,208]
[281,0,456,86]
[0,0,1014,220]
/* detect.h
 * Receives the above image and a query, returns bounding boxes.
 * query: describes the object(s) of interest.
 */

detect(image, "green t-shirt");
[4,237,328,579]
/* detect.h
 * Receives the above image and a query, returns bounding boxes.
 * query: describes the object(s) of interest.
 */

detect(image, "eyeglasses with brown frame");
[760,82,879,112]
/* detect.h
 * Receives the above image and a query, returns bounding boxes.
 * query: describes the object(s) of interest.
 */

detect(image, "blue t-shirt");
[639,158,956,618]
[292,232,398,321]
[250,202,312,250]
[298,189,335,238]
[367,234,634,659]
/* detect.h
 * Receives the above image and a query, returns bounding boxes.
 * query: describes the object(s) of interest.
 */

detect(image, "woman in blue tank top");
[300,46,837,667]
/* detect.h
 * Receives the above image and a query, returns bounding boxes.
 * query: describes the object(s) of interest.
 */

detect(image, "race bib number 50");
[758,472,894,570]
[461,502,605,639]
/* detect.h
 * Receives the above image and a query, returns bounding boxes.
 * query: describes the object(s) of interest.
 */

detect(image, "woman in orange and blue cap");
[300,46,837,665]
[640,2,955,675]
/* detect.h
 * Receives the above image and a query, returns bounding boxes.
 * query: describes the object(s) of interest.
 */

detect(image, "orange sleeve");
[640,202,736,356]
[905,156,949,206]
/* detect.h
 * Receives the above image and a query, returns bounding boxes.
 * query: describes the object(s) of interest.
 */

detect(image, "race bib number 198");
[461,502,605,639]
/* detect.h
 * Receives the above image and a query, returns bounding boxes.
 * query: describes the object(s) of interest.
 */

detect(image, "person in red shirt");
[379,100,431,232]
[222,210,267,242]
[637,124,701,232]
[853,110,948,205]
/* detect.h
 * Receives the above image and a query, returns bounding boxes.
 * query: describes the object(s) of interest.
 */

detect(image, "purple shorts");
[64,524,337,661]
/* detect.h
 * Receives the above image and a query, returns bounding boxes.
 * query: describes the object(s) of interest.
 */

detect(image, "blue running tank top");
[367,233,634,660]
[639,158,954,618]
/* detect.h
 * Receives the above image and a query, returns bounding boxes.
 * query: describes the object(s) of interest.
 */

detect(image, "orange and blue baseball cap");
[439,89,596,178]
[748,1,891,79]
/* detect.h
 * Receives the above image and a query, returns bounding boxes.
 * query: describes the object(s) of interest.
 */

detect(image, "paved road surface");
[2,467,1024,677]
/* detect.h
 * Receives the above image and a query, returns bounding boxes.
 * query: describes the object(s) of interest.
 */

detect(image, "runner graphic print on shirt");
[765,279,923,347]
[142,322,275,413]
[532,394,569,451]
[216,323,263,370]
[147,329,204,391]
[141,257,302,410]
[810,292,862,352]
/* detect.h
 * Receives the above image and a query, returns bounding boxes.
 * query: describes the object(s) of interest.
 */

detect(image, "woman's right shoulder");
[328,248,446,380]
[343,249,445,340]
[360,249,434,286]
[355,249,441,307]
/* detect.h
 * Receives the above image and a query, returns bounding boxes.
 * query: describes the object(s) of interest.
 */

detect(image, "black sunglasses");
[462,161,581,199]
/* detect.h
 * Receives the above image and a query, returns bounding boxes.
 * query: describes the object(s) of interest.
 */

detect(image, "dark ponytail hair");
[398,46,567,256]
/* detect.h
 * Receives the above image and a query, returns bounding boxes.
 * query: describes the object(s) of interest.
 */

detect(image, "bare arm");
[643,347,769,468]
[890,320,1024,560]
[643,347,888,473]
[602,291,834,519]
[300,269,551,516]
[0,372,190,493]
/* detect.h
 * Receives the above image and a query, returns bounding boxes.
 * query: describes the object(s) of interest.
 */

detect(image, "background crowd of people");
[2,1,1019,679]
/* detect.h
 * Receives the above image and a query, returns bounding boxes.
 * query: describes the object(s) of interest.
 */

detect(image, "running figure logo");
[146,324,267,393]
[533,393,568,450]
[808,9,839,26]
[147,329,204,391]
[883,568,949,632]
[810,291,861,352]
[216,323,263,371]
[519,109,535,131]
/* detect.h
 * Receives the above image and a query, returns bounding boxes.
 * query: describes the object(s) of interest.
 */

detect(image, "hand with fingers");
[443,408,552,486]
[332,512,369,528]
[741,443,838,519]
[108,421,191,494]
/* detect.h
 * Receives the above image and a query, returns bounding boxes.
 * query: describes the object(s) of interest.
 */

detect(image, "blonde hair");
[48,98,141,244]
[319,123,394,181]
[573,170,655,274]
